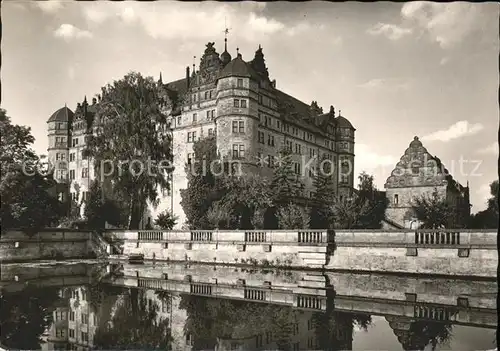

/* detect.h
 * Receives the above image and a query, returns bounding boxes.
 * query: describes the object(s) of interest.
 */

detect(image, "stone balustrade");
[112,229,330,245]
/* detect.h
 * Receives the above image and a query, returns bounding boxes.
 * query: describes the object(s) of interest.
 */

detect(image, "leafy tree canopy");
[85,72,173,229]
[0,109,63,233]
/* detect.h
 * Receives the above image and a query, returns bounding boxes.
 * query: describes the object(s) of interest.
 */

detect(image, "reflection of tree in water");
[93,287,172,350]
[313,304,372,350]
[387,316,453,351]
[0,286,60,350]
[180,294,303,350]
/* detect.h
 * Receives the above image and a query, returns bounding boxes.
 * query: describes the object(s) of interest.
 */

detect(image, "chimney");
[186,66,190,88]
[271,79,276,88]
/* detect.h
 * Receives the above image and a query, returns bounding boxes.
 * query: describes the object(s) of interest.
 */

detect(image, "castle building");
[46,38,356,229]
[383,136,471,229]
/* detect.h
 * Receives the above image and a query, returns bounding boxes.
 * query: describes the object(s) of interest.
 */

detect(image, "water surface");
[0,261,497,350]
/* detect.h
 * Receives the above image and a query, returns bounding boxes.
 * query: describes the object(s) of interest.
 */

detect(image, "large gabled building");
[383,136,471,229]
[46,39,356,229]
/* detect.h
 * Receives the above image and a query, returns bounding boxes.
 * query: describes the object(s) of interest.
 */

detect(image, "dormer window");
[237,78,243,88]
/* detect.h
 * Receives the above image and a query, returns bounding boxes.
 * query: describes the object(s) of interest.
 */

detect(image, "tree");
[310,154,337,229]
[271,147,305,206]
[154,210,178,230]
[206,200,232,229]
[217,174,273,229]
[276,203,311,229]
[57,182,83,228]
[330,194,371,229]
[85,72,173,230]
[180,136,225,229]
[0,286,60,350]
[93,288,172,349]
[0,109,63,233]
[469,180,499,229]
[412,188,455,229]
[355,172,388,229]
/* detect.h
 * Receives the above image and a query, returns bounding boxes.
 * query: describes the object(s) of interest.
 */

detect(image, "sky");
[2,1,498,212]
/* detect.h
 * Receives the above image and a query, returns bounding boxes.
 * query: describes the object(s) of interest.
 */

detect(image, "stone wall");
[113,229,330,269]
[0,229,93,263]
[326,229,497,278]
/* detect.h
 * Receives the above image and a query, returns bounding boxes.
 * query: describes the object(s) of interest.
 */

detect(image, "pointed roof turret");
[159,72,163,84]
[221,26,232,66]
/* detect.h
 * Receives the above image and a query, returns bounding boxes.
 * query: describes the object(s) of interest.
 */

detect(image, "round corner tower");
[215,51,261,176]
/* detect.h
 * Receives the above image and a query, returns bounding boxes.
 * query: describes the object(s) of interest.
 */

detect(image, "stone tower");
[216,49,261,175]
[335,109,356,200]
[46,105,74,202]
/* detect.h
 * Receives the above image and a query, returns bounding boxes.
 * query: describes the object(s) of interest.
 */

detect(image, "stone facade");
[46,40,356,229]
[384,136,471,229]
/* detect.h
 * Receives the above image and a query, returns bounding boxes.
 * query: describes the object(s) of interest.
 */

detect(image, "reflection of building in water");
[214,310,319,351]
[43,287,99,351]
[386,316,451,351]
[143,290,191,351]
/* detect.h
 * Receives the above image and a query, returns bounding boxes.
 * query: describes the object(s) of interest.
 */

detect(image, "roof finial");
[236,47,241,58]
[223,17,231,52]
[338,109,341,116]
[193,56,196,73]
[159,72,163,83]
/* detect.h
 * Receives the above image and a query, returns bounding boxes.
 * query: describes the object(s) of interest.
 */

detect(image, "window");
[293,342,300,351]
[55,311,66,321]
[69,153,75,162]
[69,329,75,338]
[266,331,272,344]
[204,91,208,100]
[82,191,88,201]
[286,140,293,151]
[237,78,243,88]
[341,175,348,184]
[233,99,240,108]
[308,337,314,348]
[81,332,89,343]
[69,169,75,180]
[308,319,314,330]
[277,120,281,129]
[268,135,275,146]
[232,144,245,159]
[81,168,88,178]
[310,149,315,158]
[394,194,399,205]
[192,94,197,103]
[209,90,213,99]
[208,128,214,137]
[211,109,216,119]
[81,313,89,324]
[295,144,302,154]
[72,138,78,147]
[256,334,263,348]
[70,311,75,321]
[412,166,419,175]
[56,328,65,338]
[268,155,275,167]
[187,153,193,165]
[187,131,197,143]
[232,121,244,134]
[56,122,63,130]
[177,116,181,126]
[192,113,197,123]
[258,131,265,144]
[240,99,247,108]
[294,163,301,175]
